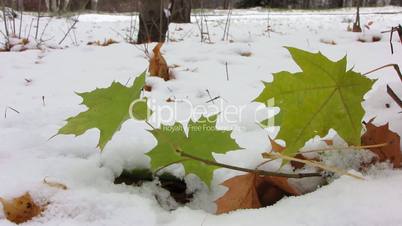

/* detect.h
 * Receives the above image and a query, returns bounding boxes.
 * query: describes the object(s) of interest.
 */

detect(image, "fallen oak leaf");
[215,173,299,214]
[0,193,43,224]
[362,120,401,168]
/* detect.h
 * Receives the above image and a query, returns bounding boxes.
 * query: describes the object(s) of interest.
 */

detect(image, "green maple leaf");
[147,115,241,186]
[58,72,146,150]
[255,47,374,157]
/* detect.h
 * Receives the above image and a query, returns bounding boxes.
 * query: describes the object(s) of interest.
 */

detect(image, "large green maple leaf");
[58,72,146,150]
[147,115,241,186]
[255,47,374,157]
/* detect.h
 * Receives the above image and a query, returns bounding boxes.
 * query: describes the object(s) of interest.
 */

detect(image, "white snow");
[1,6,402,226]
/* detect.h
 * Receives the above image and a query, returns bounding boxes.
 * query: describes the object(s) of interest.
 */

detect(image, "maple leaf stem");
[363,63,402,82]
[263,152,364,180]
[145,121,156,130]
[300,142,390,154]
[154,159,190,175]
[178,150,321,179]
[254,159,276,170]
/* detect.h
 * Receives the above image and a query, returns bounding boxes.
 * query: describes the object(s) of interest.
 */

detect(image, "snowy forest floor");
[1,6,402,226]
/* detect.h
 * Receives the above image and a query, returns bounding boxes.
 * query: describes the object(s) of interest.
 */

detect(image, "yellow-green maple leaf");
[147,115,241,186]
[58,72,146,150]
[255,47,374,156]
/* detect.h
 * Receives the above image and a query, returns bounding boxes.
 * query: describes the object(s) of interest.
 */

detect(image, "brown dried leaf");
[144,85,152,92]
[352,23,362,32]
[20,38,29,45]
[323,139,334,146]
[270,138,308,169]
[362,121,401,168]
[149,43,170,81]
[320,39,337,45]
[215,173,299,214]
[0,193,43,224]
[290,154,312,170]
[166,98,175,102]
[87,38,118,47]
[269,138,286,153]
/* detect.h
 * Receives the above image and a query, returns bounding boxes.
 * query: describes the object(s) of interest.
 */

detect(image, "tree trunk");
[137,0,170,44]
[69,0,91,11]
[90,0,97,10]
[223,0,229,9]
[50,0,58,12]
[171,0,191,23]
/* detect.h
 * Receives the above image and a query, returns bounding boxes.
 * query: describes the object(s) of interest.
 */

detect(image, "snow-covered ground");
[1,6,402,226]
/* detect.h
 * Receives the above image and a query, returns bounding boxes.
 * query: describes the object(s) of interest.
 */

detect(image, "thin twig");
[154,159,189,175]
[11,8,15,35]
[390,26,395,54]
[225,6,232,41]
[35,0,41,40]
[178,150,321,179]
[364,64,402,107]
[27,18,34,38]
[363,64,402,82]
[8,106,20,114]
[205,89,215,104]
[125,77,132,86]
[301,142,389,154]
[4,106,20,118]
[58,19,78,45]
[387,85,402,109]
[255,159,275,170]
[206,96,220,104]
[39,18,52,42]
[225,61,229,81]
[0,29,7,39]
[1,0,9,43]
[263,152,364,180]
[383,26,402,55]
[222,4,232,41]
[266,5,271,37]
[18,5,22,38]
[145,121,156,130]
